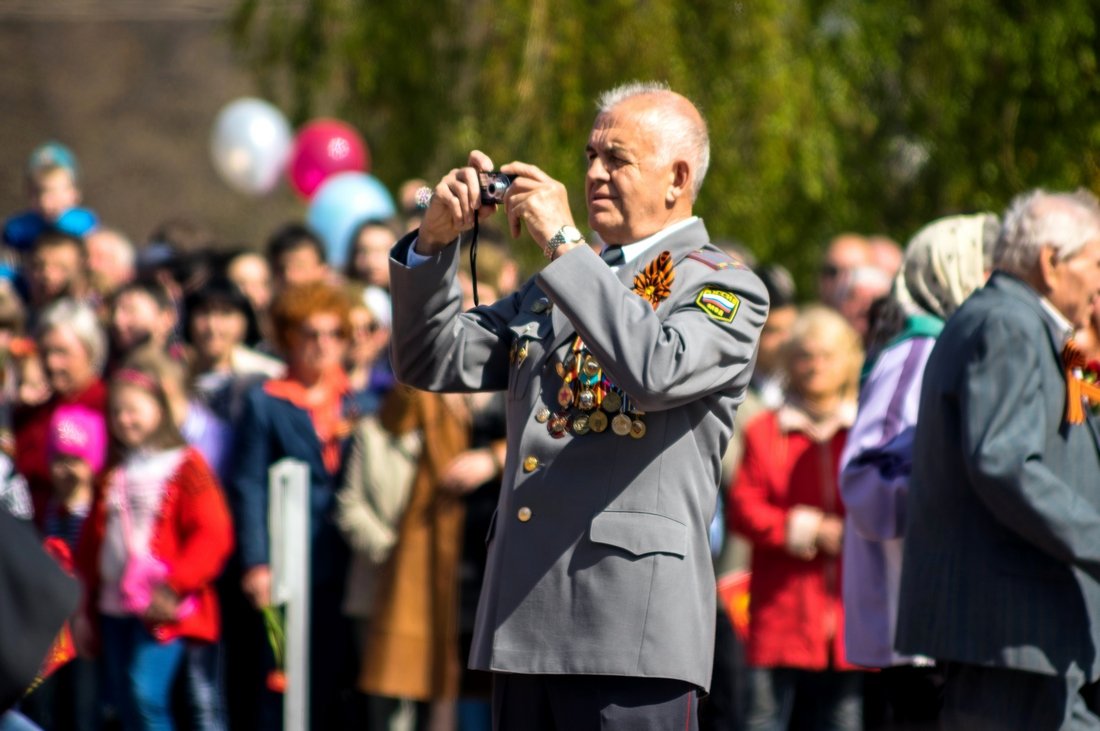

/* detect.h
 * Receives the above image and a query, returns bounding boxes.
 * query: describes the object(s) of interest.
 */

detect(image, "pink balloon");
[287,119,370,198]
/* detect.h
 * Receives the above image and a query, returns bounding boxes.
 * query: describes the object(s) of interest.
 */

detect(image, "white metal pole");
[268,458,311,731]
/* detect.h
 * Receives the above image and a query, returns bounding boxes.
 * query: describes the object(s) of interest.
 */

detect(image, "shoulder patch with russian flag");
[695,287,741,323]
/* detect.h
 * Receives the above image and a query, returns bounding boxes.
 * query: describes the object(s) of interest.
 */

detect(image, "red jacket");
[14,380,108,526]
[76,447,234,644]
[728,408,856,671]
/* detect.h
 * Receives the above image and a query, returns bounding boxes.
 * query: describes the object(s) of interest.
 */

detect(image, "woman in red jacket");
[75,368,233,731]
[729,306,864,731]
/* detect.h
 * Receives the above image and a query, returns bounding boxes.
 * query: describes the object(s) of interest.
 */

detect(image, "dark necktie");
[600,246,625,267]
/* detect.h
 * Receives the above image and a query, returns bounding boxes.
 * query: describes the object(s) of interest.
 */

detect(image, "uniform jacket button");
[517,506,533,522]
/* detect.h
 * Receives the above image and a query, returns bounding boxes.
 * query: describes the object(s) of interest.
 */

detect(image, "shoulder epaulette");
[686,250,747,271]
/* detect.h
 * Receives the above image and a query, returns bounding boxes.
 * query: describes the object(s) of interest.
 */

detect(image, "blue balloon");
[307,172,396,268]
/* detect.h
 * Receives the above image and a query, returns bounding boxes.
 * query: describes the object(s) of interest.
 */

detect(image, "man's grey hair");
[596,81,710,200]
[994,189,1100,276]
[88,227,136,270]
[35,298,107,375]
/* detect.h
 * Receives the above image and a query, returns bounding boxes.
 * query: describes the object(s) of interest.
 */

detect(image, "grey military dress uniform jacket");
[896,272,1100,680]
[388,219,767,691]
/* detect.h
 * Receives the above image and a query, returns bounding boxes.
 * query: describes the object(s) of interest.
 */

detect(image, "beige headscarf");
[894,213,1000,319]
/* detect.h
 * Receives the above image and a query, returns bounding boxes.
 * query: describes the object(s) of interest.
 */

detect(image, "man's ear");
[1037,244,1060,294]
[667,161,691,206]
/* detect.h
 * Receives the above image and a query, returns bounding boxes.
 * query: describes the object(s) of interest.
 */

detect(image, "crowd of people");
[0,142,520,731]
[2,80,1100,731]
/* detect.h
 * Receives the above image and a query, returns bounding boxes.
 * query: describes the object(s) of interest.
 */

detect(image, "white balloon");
[210,98,293,196]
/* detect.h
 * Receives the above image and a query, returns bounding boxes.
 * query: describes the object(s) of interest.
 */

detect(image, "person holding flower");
[227,281,358,731]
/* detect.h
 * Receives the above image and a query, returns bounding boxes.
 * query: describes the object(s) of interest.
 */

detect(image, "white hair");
[87,227,136,270]
[596,81,710,200]
[35,298,107,375]
[994,189,1100,276]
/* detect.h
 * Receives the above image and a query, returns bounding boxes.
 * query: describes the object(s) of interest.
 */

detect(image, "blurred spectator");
[14,300,107,524]
[868,235,903,280]
[27,231,91,315]
[0,454,31,523]
[347,384,473,731]
[145,218,216,258]
[26,143,82,223]
[3,142,97,258]
[896,191,1100,729]
[108,279,180,369]
[1077,296,1100,362]
[751,263,798,411]
[398,178,429,232]
[344,285,394,418]
[265,223,329,291]
[346,219,401,290]
[23,406,106,731]
[0,287,28,450]
[226,251,273,320]
[835,265,892,342]
[729,306,864,731]
[459,227,521,301]
[74,367,232,731]
[818,234,870,308]
[184,276,284,425]
[84,227,136,302]
[124,346,231,731]
[12,344,50,414]
[140,218,218,307]
[227,281,356,731]
[840,213,996,727]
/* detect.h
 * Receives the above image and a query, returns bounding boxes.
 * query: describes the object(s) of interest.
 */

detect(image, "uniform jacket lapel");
[991,272,1100,454]
[545,220,712,355]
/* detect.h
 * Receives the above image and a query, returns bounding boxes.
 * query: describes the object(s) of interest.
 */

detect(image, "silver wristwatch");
[545,225,585,259]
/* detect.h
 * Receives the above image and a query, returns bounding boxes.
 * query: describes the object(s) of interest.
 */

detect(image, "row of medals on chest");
[512,333,646,439]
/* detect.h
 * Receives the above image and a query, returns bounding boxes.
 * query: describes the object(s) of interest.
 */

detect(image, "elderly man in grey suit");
[896,189,1100,729]
[387,82,768,729]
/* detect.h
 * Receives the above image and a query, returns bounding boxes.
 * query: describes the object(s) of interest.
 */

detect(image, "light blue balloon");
[307,172,396,268]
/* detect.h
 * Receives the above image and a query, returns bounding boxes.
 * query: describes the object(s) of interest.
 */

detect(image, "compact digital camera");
[478,172,513,205]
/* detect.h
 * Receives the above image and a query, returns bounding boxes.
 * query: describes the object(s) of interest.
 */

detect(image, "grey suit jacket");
[388,220,767,690]
[896,272,1100,679]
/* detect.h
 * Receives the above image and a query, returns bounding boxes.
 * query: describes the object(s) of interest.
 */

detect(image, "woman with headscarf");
[839,213,999,724]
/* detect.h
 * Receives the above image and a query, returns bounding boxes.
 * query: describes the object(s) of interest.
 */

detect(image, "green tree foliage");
[232,0,1100,293]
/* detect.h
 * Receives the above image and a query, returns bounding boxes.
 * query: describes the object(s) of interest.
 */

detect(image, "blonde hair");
[782,305,864,402]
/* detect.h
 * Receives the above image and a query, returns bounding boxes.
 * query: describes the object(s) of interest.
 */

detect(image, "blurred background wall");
[0,1,300,248]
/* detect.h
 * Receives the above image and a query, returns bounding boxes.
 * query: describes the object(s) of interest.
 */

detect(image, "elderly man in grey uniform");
[388,81,768,729]
[896,190,1100,729]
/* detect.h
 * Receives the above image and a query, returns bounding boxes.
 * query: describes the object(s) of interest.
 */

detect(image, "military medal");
[534,406,551,424]
[611,413,632,436]
[548,414,568,438]
[578,388,596,411]
[589,410,608,432]
[543,252,673,439]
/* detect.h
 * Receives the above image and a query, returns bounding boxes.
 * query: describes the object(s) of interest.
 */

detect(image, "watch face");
[561,226,583,242]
